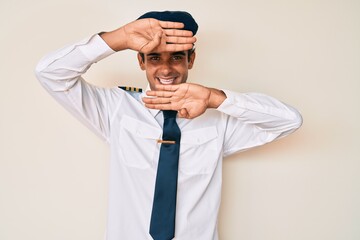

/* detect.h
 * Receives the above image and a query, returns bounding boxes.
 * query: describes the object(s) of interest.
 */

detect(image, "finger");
[164,43,195,52]
[164,29,193,37]
[146,90,174,97]
[159,21,185,29]
[154,84,180,92]
[178,108,189,118]
[140,32,162,53]
[144,103,174,110]
[165,36,197,44]
[142,97,171,104]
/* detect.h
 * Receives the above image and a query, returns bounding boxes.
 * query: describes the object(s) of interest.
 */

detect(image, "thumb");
[178,108,189,118]
[140,31,162,53]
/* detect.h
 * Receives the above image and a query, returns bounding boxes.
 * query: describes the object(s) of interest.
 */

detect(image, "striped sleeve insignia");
[118,86,143,93]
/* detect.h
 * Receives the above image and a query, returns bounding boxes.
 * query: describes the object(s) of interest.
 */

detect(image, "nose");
[159,62,173,76]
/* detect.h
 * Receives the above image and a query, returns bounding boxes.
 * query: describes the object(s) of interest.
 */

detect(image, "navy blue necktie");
[149,110,181,240]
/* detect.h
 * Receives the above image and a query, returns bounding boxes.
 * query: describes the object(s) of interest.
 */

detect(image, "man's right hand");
[100,19,196,53]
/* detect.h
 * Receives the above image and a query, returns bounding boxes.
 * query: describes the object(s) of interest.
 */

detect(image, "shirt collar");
[140,84,161,118]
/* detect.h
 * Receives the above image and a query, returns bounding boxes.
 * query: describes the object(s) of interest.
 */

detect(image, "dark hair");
[139,48,195,62]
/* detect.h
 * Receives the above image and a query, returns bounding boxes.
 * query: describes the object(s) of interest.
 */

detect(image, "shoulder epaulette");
[118,86,143,93]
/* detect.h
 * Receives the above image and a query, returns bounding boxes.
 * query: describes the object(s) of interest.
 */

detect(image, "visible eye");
[148,56,160,62]
[172,55,184,61]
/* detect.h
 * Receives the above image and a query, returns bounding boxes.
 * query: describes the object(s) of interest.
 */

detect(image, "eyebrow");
[147,53,160,56]
[146,51,186,57]
[171,51,186,56]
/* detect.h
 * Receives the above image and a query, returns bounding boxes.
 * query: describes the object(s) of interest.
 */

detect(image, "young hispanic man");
[35,11,302,240]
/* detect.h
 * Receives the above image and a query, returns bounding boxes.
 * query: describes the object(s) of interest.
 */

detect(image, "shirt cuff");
[78,34,116,63]
[216,89,247,117]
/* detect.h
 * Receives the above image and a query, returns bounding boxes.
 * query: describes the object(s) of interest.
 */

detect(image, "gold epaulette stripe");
[118,86,143,93]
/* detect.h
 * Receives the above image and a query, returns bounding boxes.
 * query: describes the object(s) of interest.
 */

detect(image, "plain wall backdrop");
[1,0,359,239]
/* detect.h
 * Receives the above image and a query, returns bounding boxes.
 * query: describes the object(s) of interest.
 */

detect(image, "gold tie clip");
[157,140,176,144]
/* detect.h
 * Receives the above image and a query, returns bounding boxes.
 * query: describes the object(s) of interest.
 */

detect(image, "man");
[35,11,302,240]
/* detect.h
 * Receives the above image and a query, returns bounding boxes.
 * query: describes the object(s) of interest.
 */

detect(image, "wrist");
[208,88,226,108]
[99,27,128,51]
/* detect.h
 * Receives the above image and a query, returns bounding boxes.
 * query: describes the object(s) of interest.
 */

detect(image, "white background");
[1,0,359,239]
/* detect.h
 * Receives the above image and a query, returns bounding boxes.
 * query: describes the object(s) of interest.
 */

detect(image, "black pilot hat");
[137,11,198,36]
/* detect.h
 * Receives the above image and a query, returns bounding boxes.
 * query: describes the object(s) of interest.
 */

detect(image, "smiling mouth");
[157,77,177,85]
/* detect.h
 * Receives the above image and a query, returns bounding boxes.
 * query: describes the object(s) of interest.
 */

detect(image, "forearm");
[208,88,226,109]
[99,27,128,52]
[35,34,119,142]
[35,34,114,91]
[218,90,303,136]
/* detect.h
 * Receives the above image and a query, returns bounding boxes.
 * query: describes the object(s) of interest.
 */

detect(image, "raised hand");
[142,83,226,119]
[101,19,197,53]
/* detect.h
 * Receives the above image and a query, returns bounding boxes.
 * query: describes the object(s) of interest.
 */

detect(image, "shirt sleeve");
[217,90,303,157]
[35,34,123,143]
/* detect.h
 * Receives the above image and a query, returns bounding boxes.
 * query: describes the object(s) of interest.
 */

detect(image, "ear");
[188,51,196,70]
[137,53,146,70]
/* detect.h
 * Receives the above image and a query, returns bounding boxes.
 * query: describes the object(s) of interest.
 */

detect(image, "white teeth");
[158,78,175,85]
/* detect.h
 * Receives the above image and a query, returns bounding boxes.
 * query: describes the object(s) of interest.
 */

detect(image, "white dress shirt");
[35,34,302,240]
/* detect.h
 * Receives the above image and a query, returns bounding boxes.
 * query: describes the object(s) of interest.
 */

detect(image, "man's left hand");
[142,83,226,119]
